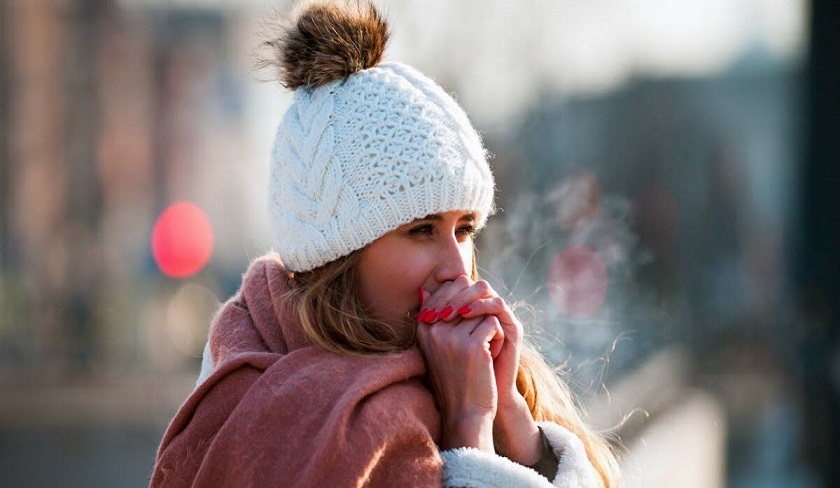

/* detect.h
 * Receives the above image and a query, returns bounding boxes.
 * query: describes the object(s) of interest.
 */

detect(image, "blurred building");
[0,1,260,484]
[1,0,837,487]
[496,55,799,363]
[0,0,262,379]
[481,59,810,486]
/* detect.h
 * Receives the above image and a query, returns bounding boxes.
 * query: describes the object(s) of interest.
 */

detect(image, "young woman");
[150,1,620,486]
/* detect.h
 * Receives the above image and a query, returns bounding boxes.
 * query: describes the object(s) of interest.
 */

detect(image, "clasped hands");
[415,276,544,466]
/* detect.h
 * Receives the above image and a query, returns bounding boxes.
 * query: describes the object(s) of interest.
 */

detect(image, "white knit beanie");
[267,0,495,272]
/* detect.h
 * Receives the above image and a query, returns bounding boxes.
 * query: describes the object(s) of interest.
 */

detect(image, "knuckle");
[475,280,491,294]
[454,275,471,288]
[484,315,501,327]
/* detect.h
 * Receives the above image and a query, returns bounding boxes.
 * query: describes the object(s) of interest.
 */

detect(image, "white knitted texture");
[269,62,495,272]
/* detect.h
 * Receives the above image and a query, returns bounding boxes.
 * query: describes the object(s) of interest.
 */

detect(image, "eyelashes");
[408,224,434,235]
[408,224,476,239]
[456,225,478,238]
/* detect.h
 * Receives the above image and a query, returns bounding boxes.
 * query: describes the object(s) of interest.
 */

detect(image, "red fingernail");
[457,306,471,315]
[426,309,438,322]
[439,306,453,320]
[418,309,428,322]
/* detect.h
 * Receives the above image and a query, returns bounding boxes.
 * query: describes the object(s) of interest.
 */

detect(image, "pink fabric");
[151,255,443,487]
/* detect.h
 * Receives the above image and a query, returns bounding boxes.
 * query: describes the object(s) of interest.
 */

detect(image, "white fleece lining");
[441,423,599,488]
[441,447,554,487]
[539,422,600,487]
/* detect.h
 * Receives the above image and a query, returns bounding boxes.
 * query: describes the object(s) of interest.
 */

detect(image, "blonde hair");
[284,252,621,487]
[517,346,622,487]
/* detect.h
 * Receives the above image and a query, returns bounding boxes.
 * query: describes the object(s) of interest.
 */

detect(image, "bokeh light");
[151,201,214,278]
[165,283,219,357]
[548,245,608,317]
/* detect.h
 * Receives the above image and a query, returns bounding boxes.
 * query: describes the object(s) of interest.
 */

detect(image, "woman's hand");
[416,307,500,452]
[419,278,544,466]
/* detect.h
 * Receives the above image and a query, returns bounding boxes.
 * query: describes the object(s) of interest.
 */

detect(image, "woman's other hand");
[416,309,499,452]
[419,279,544,466]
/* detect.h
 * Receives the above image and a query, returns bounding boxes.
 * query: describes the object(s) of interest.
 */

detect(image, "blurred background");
[1,0,837,486]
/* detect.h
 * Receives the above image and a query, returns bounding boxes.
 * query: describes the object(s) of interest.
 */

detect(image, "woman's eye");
[409,224,434,235]
[456,225,477,239]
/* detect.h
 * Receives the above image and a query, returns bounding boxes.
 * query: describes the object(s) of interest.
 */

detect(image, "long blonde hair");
[283,251,621,487]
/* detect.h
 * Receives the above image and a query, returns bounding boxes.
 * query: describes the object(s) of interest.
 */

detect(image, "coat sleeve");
[440,422,600,488]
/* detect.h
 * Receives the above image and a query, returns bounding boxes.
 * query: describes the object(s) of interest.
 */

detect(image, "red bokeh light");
[151,201,214,278]
[547,245,607,317]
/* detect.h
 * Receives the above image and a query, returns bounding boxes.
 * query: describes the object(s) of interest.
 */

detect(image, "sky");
[118,0,807,125]
[381,0,807,125]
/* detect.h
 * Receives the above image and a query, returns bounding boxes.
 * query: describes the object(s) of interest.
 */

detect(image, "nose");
[433,234,472,283]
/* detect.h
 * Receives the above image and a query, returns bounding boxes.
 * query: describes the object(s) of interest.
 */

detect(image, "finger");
[453,315,488,337]
[424,317,484,361]
[458,296,517,326]
[469,316,503,352]
[437,280,496,322]
[416,320,455,367]
[457,296,523,355]
[488,319,505,359]
[420,275,472,322]
[415,320,432,347]
[424,315,468,352]
[417,287,431,321]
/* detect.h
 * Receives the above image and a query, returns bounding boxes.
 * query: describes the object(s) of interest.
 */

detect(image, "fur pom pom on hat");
[267,0,388,89]
[266,0,495,272]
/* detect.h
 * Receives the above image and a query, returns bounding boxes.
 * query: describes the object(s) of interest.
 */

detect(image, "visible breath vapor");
[480,169,664,392]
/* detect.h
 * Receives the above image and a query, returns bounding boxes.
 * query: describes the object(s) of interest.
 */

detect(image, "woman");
[150,1,620,486]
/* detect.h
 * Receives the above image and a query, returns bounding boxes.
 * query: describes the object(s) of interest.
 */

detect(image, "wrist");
[493,397,542,465]
[443,412,495,453]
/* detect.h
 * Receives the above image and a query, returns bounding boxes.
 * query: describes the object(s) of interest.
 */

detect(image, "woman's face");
[356,210,477,328]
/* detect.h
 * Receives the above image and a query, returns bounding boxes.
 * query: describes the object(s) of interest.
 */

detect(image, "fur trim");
[441,447,554,488]
[264,0,389,89]
[539,422,601,487]
[440,423,600,488]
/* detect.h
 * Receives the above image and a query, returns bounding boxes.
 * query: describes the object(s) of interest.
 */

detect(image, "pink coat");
[151,255,443,487]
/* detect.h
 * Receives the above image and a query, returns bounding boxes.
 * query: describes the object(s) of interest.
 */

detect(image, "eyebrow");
[416,213,476,222]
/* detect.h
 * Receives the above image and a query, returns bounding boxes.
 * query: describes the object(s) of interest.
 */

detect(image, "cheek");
[375,259,427,310]
[358,253,427,320]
